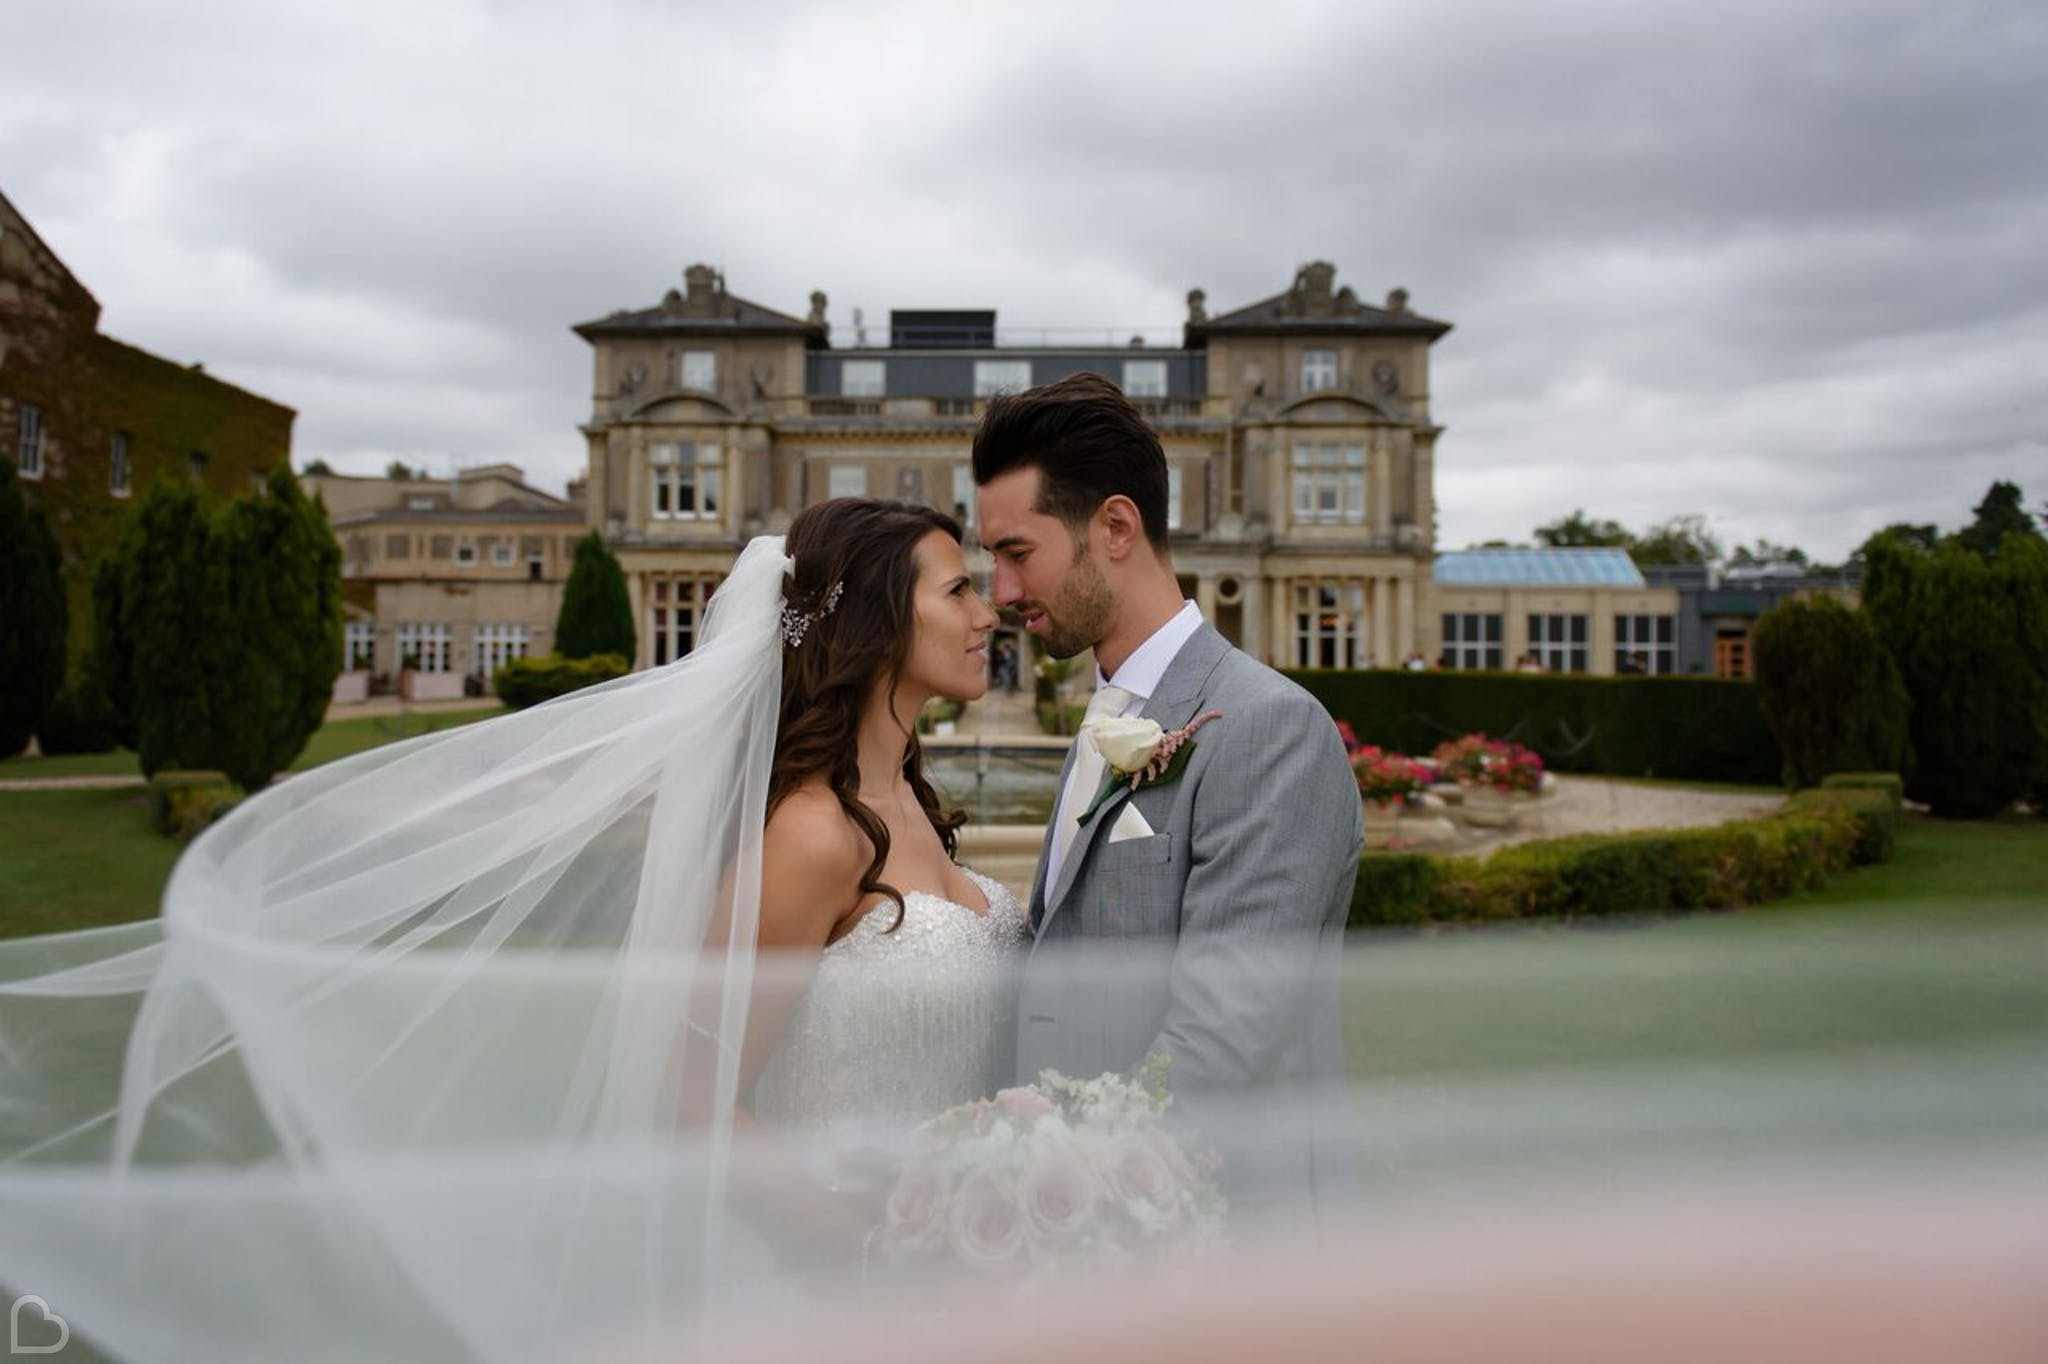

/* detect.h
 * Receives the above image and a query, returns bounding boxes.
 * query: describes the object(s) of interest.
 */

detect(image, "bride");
[747,497,1023,1123]
[0,497,1022,1360]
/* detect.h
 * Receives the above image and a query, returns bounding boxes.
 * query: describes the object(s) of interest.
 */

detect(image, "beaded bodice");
[749,869,1027,1127]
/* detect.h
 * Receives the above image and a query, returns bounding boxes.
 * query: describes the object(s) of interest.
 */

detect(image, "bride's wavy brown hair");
[772,498,969,931]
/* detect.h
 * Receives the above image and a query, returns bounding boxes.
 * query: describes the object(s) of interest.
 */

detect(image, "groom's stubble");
[1032,532,1117,661]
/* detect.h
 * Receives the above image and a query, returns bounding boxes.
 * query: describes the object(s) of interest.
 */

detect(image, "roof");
[0,187,98,316]
[1187,262,1451,343]
[1433,548,1647,588]
[573,264,824,343]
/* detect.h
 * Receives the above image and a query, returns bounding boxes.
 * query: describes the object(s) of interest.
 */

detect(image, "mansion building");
[576,261,1478,673]
[329,259,1809,692]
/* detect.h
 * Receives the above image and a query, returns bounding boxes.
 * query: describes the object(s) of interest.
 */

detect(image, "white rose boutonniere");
[1087,717,1165,774]
[1076,709,1224,828]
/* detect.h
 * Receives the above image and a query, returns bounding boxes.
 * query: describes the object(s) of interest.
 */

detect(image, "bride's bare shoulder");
[759,781,868,946]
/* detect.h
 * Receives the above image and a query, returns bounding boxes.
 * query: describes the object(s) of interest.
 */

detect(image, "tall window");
[1292,581,1368,669]
[109,431,132,496]
[841,360,886,397]
[15,404,44,478]
[344,620,377,671]
[1528,613,1589,673]
[1300,348,1337,393]
[396,622,452,673]
[1614,614,1676,674]
[650,442,722,521]
[973,360,1031,397]
[473,623,530,681]
[680,350,717,391]
[1441,613,1504,670]
[188,450,209,480]
[648,574,722,666]
[1122,359,1167,398]
[827,464,866,500]
[1166,462,1184,532]
[1291,444,1367,525]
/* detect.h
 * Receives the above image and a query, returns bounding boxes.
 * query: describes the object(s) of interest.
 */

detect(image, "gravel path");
[1440,775,1783,859]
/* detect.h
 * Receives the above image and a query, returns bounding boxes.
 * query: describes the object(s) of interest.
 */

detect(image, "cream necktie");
[1052,683,1136,876]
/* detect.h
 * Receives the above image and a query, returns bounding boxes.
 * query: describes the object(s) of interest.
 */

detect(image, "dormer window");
[1300,348,1337,393]
[1122,359,1167,398]
[841,360,886,397]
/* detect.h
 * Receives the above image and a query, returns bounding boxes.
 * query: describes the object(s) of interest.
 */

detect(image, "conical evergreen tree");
[92,469,342,786]
[555,530,636,661]
[0,454,68,758]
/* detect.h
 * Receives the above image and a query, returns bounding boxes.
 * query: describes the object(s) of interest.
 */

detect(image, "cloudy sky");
[4,0,2042,561]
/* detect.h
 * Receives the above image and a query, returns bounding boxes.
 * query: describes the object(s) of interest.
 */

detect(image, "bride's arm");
[727,784,870,1106]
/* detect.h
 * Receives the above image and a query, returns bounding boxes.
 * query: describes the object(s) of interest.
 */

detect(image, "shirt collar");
[1097,600,1205,702]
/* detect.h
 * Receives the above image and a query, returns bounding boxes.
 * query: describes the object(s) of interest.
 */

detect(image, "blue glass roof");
[1433,548,1647,587]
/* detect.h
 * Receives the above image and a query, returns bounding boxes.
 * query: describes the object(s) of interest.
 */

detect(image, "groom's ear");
[1096,494,1148,561]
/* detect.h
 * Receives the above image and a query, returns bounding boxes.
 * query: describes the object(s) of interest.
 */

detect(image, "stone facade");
[574,261,1474,672]
[304,464,585,689]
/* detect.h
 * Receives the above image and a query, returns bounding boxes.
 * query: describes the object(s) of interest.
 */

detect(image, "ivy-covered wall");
[3,313,293,660]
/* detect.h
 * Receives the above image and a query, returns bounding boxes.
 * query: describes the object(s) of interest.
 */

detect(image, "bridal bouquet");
[871,1055,1225,1282]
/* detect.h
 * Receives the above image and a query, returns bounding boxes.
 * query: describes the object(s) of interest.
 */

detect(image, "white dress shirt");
[1046,600,1206,888]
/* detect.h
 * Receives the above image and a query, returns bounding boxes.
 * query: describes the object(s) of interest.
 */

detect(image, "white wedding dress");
[751,869,1027,1126]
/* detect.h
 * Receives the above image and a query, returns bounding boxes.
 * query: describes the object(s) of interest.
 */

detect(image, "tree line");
[1489,481,2041,575]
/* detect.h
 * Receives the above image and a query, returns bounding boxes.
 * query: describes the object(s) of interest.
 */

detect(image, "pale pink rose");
[947,1168,1026,1267]
[995,1086,1057,1121]
[1021,1146,1101,1245]
[1104,1129,1183,1232]
[882,1156,953,1259]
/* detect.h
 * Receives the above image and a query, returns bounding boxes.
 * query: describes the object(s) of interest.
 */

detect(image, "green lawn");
[0,706,508,939]
[0,705,506,782]
[0,786,179,937]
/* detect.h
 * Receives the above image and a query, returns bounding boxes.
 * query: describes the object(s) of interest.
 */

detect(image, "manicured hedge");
[491,653,630,710]
[1287,669,1780,784]
[147,771,242,842]
[1349,785,1898,928]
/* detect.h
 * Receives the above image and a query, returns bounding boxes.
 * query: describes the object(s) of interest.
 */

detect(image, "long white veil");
[0,535,794,1360]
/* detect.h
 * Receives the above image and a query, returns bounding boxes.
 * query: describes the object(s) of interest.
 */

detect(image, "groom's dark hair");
[971,371,1172,554]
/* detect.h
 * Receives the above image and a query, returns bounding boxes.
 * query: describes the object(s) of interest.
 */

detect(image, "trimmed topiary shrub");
[148,771,242,842]
[1288,669,1781,785]
[555,532,636,661]
[492,653,630,710]
[1751,595,1911,788]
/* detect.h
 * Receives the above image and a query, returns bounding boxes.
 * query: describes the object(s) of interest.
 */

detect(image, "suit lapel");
[1035,624,1233,938]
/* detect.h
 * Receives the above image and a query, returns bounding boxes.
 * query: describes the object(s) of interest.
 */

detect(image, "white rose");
[1087,717,1165,773]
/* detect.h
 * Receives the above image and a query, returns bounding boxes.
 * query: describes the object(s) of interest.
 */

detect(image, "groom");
[974,373,1362,1202]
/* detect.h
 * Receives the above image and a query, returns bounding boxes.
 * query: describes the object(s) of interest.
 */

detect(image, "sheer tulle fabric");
[0,537,792,1360]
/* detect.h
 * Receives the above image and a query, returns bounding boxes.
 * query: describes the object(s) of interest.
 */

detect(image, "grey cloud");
[2,0,2042,554]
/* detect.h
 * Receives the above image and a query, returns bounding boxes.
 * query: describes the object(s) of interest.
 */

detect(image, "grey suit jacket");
[1015,623,1363,1216]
